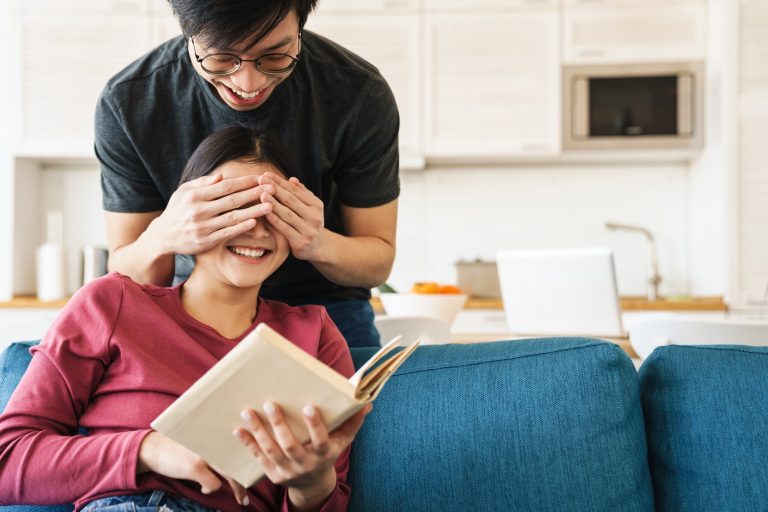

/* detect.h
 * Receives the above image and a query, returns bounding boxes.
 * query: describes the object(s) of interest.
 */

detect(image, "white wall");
[391,162,691,297]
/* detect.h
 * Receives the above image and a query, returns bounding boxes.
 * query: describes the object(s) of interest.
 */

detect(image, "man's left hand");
[258,172,325,261]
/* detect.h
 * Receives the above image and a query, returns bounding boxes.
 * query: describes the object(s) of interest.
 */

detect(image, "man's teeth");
[232,88,261,99]
[230,247,265,258]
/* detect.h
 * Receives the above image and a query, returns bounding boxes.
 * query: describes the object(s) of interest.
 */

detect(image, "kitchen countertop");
[370,295,727,313]
[2,295,727,311]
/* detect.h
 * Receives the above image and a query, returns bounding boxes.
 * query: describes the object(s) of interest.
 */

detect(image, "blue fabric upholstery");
[639,345,768,512]
[0,341,73,512]
[348,339,654,512]
[0,341,36,414]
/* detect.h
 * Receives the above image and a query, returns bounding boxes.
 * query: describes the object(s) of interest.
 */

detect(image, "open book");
[151,323,419,487]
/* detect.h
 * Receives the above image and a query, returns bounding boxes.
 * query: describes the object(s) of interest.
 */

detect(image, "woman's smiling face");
[196,159,289,289]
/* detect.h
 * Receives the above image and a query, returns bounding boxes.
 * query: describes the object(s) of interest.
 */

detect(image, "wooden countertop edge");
[2,295,727,312]
[371,295,727,312]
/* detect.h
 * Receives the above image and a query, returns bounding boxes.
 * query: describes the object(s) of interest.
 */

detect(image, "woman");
[0,126,368,511]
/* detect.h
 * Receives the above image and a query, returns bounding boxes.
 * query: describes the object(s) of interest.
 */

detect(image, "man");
[95,0,399,347]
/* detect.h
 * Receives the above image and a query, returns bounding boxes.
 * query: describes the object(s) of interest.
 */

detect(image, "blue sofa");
[2,338,767,511]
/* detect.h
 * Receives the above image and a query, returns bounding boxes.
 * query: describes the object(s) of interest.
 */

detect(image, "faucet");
[605,222,662,302]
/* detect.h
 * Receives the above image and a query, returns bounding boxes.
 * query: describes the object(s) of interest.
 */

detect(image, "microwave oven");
[562,62,704,150]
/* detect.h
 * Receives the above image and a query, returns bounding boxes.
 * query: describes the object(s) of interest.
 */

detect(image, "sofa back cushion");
[639,344,768,512]
[348,338,654,512]
[0,341,73,512]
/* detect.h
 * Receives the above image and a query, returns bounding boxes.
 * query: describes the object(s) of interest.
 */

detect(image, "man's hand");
[147,173,275,256]
[234,402,371,510]
[258,173,326,262]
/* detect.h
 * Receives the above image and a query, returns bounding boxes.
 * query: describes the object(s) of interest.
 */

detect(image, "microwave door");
[588,76,678,138]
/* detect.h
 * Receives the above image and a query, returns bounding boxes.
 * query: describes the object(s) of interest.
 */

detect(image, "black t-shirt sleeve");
[95,88,166,213]
[334,76,400,208]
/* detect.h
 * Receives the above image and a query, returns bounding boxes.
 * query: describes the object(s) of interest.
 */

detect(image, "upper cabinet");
[424,4,561,157]
[306,7,422,164]
[6,0,710,160]
[563,0,707,63]
[14,14,152,155]
[12,0,178,155]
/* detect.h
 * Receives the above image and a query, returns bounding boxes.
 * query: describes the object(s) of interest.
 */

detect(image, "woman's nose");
[247,215,271,237]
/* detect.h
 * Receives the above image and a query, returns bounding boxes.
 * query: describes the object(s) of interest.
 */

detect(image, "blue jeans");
[81,490,215,512]
[315,299,381,348]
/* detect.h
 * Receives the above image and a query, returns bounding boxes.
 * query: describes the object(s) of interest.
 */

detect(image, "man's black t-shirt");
[95,31,400,304]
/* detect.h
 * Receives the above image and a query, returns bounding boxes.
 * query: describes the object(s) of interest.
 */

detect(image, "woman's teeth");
[229,247,265,259]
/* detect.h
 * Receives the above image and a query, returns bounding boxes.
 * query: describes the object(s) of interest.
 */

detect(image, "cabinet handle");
[578,49,605,57]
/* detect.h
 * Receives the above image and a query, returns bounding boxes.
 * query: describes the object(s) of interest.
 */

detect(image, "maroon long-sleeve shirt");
[0,273,355,511]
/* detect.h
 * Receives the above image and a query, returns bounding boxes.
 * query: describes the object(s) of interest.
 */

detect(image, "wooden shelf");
[0,295,70,309]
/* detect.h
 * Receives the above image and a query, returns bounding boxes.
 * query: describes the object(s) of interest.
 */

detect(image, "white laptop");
[496,247,625,338]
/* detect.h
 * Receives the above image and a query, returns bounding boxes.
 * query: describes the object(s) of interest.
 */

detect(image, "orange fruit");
[411,282,440,294]
[438,285,462,294]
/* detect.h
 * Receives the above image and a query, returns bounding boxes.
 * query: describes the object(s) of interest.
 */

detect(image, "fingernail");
[232,429,243,438]
[263,402,276,416]
[242,496,250,507]
[303,405,316,417]
[240,410,252,421]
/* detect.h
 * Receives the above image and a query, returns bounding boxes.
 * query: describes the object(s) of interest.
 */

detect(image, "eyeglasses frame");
[191,31,302,77]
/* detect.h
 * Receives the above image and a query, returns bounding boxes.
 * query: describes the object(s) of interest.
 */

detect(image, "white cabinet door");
[305,15,422,163]
[426,0,558,11]
[152,0,182,45]
[313,0,419,13]
[15,15,153,155]
[735,0,768,303]
[563,1,707,63]
[424,9,560,157]
[13,0,150,15]
[563,0,702,5]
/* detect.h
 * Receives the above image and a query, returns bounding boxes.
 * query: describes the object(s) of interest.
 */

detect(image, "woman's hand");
[137,431,223,494]
[137,431,251,506]
[234,402,371,509]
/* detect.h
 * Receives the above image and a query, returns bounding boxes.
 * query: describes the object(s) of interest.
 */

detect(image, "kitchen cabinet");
[424,6,560,157]
[306,11,422,165]
[14,15,152,156]
[562,0,707,63]
[734,0,768,304]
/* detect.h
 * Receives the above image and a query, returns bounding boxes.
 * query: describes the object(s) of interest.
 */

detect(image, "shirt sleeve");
[334,75,400,209]
[0,275,150,504]
[95,87,166,213]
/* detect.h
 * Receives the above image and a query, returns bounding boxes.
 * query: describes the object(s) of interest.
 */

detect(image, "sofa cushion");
[0,341,74,512]
[639,344,768,512]
[349,338,654,512]
[0,341,37,414]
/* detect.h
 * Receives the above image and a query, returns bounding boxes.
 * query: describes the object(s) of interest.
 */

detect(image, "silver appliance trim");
[562,62,704,151]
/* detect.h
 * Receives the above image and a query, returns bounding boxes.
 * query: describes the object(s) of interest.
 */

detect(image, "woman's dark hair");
[168,0,317,50]
[178,125,297,187]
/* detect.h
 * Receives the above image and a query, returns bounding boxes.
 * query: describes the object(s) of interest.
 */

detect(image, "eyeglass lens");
[201,53,297,75]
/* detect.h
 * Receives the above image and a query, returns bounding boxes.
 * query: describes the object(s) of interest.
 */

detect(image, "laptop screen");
[496,248,624,338]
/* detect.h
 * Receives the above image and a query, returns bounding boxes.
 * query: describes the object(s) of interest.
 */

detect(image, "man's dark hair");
[168,0,317,50]
[178,125,297,187]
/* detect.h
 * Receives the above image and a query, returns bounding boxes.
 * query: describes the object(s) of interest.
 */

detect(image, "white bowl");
[379,293,468,326]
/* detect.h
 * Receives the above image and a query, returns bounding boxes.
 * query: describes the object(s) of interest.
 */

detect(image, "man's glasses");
[191,32,301,76]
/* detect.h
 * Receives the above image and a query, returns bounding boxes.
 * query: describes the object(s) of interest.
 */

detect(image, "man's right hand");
[146,173,274,256]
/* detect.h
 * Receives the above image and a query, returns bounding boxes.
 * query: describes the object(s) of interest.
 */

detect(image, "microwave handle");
[678,74,694,136]
[572,77,590,138]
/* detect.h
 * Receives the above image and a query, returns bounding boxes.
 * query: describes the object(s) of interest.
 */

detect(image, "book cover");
[151,323,418,487]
